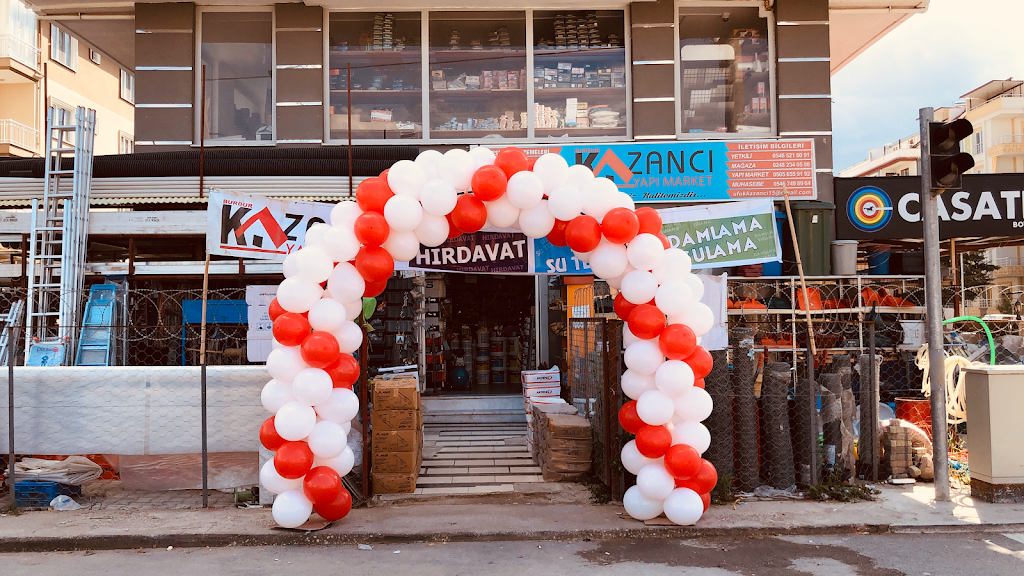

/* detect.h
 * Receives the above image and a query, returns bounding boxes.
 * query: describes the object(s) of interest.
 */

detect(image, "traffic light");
[928,118,975,192]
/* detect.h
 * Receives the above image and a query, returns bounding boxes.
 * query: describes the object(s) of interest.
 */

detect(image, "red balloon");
[379,169,393,193]
[627,304,666,340]
[355,246,395,282]
[684,346,714,379]
[363,277,388,297]
[303,466,342,506]
[659,323,697,360]
[693,377,705,390]
[655,233,671,249]
[494,147,529,179]
[300,331,341,369]
[546,219,569,247]
[635,207,663,235]
[564,215,602,253]
[635,425,672,458]
[613,292,639,321]
[325,353,359,388]
[445,212,462,239]
[353,211,390,247]
[675,459,718,493]
[314,485,353,521]
[355,177,394,214]
[259,416,286,451]
[618,401,645,434]
[273,312,311,347]
[664,444,701,480]
[268,298,285,322]
[451,194,487,233]
[274,441,315,480]
[700,492,711,512]
[601,207,640,244]
[471,165,508,201]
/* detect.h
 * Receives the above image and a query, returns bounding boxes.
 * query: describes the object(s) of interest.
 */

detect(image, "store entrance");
[433,273,535,396]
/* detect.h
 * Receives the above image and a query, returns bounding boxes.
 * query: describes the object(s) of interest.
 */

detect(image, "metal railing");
[0,119,39,152]
[0,34,39,70]
[996,134,1024,145]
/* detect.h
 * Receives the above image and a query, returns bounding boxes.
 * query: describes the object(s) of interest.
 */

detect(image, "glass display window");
[678,6,772,136]
[533,10,627,138]
[428,12,527,139]
[328,12,423,140]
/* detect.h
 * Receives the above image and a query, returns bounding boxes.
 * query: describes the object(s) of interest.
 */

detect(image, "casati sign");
[836,175,1024,240]
[206,189,332,260]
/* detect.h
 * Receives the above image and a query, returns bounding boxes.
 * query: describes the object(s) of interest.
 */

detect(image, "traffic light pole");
[919,106,951,502]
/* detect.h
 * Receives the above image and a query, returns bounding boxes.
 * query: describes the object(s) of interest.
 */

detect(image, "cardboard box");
[371,409,421,431]
[524,383,560,398]
[372,448,421,474]
[522,367,560,384]
[372,429,422,452]
[540,413,591,439]
[373,375,420,410]
[372,472,417,494]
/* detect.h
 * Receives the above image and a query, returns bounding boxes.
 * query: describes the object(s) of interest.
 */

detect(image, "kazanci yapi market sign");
[509,140,816,202]
[836,175,1024,240]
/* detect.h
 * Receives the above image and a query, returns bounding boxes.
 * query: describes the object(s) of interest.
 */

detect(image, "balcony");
[987,134,1024,157]
[0,35,40,80]
[0,119,39,156]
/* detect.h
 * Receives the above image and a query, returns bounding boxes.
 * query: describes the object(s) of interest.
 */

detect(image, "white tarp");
[699,273,729,351]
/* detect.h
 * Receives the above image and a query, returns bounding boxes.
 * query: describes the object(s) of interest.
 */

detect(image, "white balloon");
[506,171,544,210]
[415,212,450,247]
[572,249,593,264]
[614,191,636,210]
[387,159,426,199]
[485,194,521,228]
[624,340,665,376]
[261,379,296,413]
[673,386,713,422]
[440,148,475,191]
[383,194,423,232]
[272,490,313,529]
[276,277,323,314]
[636,389,675,425]
[468,146,496,170]
[564,163,596,190]
[340,421,352,435]
[343,298,363,321]
[663,487,704,525]
[621,440,662,475]
[326,261,365,305]
[620,270,659,305]
[332,320,363,353]
[637,463,676,500]
[414,149,444,181]
[308,298,348,333]
[267,347,307,383]
[383,230,421,262]
[623,485,664,521]
[313,446,354,477]
[547,185,584,221]
[589,242,629,280]
[330,201,362,228]
[304,223,331,247]
[307,420,348,459]
[621,369,657,401]
[518,200,556,239]
[294,245,334,284]
[683,273,705,301]
[532,153,570,194]
[606,263,635,290]
[272,336,284,350]
[581,177,619,221]
[322,225,361,263]
[420,179,458,217]
[672,421,711,455]
[275,401,317,441]
[654,280,694,317]
[627,233,666,271]
[655,360,695,398]
[292,368,334,406]
[282,252,299,279]
[314,387,360,424]
[653,248,692,284]
[622,324,647,348]
[260,460,302,495]
[670,302,715,337]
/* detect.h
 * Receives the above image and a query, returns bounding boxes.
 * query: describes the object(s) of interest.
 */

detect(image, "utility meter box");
[964,365,1024,502]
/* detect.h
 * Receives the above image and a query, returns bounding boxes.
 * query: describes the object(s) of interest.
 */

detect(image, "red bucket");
[895,397,932,440]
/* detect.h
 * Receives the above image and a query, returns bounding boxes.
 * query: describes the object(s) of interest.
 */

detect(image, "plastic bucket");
[831,240,858,275]
[867,251,890,275]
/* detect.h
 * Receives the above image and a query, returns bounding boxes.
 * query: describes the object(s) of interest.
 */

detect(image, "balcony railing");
[993,256,1024,267]
[0,34,40,70]
[0,119,39,152]
[997,135,1024,145]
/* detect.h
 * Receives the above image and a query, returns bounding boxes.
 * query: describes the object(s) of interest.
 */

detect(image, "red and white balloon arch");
[259,146,718,528]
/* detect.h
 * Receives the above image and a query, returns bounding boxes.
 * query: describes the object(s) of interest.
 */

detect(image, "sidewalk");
[1,483,1022,552]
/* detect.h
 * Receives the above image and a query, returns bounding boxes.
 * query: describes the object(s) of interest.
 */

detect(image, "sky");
[831,0,1024,172]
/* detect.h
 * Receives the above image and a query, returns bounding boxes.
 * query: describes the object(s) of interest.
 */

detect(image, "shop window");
[328,12,423,140]
[50,24,77,72]
[678,6,772,135]
[199,11,274,144]
[120,69,135,104]
[428,12,527,139]
[533,11,627,138]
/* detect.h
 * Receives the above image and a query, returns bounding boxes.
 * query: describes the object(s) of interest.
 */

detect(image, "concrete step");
[422,394,526,424]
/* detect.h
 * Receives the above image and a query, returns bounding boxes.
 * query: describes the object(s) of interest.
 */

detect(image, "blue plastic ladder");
[74,284,118,366]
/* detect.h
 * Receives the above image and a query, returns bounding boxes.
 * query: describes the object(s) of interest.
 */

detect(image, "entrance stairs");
[421,394,527,425]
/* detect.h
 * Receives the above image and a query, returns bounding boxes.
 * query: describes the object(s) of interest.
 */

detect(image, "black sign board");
[836,175,1024,240]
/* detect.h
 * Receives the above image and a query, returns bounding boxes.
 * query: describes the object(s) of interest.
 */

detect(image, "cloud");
[831,0,1024,172]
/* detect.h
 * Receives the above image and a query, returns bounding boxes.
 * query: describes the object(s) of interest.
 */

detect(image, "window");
[50,24,78,71]
[119,131,134,154]
[973,131,984,155]
[900,167,910,176]
[199,11,274,143]
[120,69,135,104]
[678,6,772,135]
[89,49,102,65]
[50,99,75,146]
[8,0,38,69]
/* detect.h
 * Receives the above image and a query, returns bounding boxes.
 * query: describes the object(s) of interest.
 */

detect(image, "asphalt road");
[3,532,1022,575]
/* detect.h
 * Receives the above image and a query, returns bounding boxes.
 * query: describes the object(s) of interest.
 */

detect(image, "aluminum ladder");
[25,106,97,365]
[0,299,25,366]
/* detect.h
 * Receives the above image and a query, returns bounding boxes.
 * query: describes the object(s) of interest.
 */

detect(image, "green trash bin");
[784,201,834,277]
